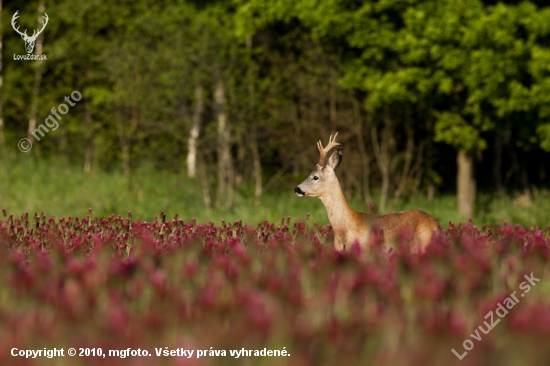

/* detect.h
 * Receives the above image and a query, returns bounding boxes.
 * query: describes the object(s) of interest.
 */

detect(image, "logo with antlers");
[12,10,49,54]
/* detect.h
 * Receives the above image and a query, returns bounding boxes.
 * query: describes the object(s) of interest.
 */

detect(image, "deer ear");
[327,148,342,170]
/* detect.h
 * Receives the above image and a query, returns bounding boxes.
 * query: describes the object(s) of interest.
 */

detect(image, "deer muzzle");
[294,186,306,197]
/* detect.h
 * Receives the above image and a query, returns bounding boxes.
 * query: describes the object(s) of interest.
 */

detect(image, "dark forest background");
[2,0,550,225]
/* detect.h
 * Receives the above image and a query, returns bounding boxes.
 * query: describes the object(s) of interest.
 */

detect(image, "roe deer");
[294,133,440,252]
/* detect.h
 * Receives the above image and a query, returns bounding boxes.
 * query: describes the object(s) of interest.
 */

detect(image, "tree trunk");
[372,125,387,212]
[408,139,427,197]
[27,1,46,140]
[235,137,246,185]
[493,134,502,193]
[121,141,130,177]
[60,125,68,152]
[115,104,130,177]
[214,78,233,208]
[198,153,212,212]
[457,151,475,218]
[187,85,204,178]
[329,78,337,127]
[394,120,414,200]
[83,98,94,173]
[350,92,371,204]
[371,106,395,212]
[250,129,262,203]
[427,182,435,202]
[247,35,262,204]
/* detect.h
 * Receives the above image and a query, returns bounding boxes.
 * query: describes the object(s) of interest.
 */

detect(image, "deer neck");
[319,179,356,236]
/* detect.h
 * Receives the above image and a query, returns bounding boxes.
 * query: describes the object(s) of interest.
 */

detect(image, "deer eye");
[313,176,319,180]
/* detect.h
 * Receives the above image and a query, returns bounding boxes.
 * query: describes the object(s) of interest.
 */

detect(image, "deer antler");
[11,11,48,40]
[32,13,49,39]
[317,132,341,167]
[11,11,28,38]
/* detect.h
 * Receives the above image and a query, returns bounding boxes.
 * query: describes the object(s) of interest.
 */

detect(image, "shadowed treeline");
[1,0,550,220]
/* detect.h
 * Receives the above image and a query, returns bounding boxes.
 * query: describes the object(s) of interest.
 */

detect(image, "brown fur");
[328,209,441,253]
[295,134,441,253]
[372,210,440,253]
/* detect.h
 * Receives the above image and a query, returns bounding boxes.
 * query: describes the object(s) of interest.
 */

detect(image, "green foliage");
[249,0,550,154]
[537,124,550,152]
[3,0,550,219]
[2,154,549,228]
[0,151,326,225]
[434,111,487,152]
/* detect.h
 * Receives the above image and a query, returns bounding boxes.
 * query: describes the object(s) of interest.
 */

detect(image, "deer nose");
[294,187,305,196]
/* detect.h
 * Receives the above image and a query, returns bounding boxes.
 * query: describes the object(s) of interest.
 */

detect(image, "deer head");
[294,133,342,198]
[12,11,49,54]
